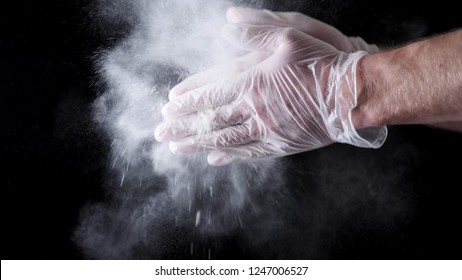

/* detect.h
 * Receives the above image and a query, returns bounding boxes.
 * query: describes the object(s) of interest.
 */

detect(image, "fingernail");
[226,7,254,23]
[154,123,167,142]
[169,142,180,155]
[161,102,181,119]
[168,87,180,101]
[226,7,241,23]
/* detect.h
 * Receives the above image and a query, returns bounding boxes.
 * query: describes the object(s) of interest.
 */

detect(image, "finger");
[206,141,277,166]
[169,52,270,100]
[169,120,265,154]
[227,7,334,35]
[162,78,245,119]
[226,7,353,52]
[154,122,169,142]
[155,102,253,142]
[222,23,305,52]
[227,7,310,27]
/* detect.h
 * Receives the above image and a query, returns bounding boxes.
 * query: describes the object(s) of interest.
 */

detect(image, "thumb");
[222,23,297,52]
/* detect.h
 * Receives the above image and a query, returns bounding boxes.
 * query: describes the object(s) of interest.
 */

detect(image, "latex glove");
[226,7,379,54]
[155,24,387,165]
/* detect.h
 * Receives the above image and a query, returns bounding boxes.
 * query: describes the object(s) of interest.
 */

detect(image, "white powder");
[76,0,285,259]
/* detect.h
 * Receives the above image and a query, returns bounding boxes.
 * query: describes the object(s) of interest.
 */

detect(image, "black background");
[2,0,462,259]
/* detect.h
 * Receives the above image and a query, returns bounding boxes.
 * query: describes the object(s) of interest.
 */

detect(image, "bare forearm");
[352,30,462,129]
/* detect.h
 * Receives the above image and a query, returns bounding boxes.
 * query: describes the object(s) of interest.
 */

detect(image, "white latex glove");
[155,24,387,165]
[226,7,379,54]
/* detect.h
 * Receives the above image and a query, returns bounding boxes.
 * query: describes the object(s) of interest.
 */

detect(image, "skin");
[225,7,462,132]
[157,9,462,164]
[353,30,462,132]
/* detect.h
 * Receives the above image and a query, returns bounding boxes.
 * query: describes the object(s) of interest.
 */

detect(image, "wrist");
[336,51,388,148]
[327,51,387,149]
[351,55,370,129]
[351,32,462,128]
[351,52,388,129]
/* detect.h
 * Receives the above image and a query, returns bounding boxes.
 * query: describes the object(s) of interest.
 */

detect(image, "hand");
[226,7,379,54]
[155,24,386,165]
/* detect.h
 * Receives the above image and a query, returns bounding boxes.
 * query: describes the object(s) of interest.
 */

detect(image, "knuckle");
[279,27,301,43]
[250,119,266,140]
[261,9,272,18]
[288,12,304,22]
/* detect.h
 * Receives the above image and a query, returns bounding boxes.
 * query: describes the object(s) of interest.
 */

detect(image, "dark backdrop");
[2,0,462,259]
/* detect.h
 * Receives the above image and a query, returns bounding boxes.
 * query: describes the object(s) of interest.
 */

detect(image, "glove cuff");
[326,51,387,149]
[349,36,380,53]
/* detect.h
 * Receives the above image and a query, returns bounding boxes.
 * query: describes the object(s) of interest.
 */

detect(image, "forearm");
[352,29,462,129]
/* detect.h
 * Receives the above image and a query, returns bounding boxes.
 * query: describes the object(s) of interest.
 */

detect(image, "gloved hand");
[155,24,387,165]
[225,7,379,54]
